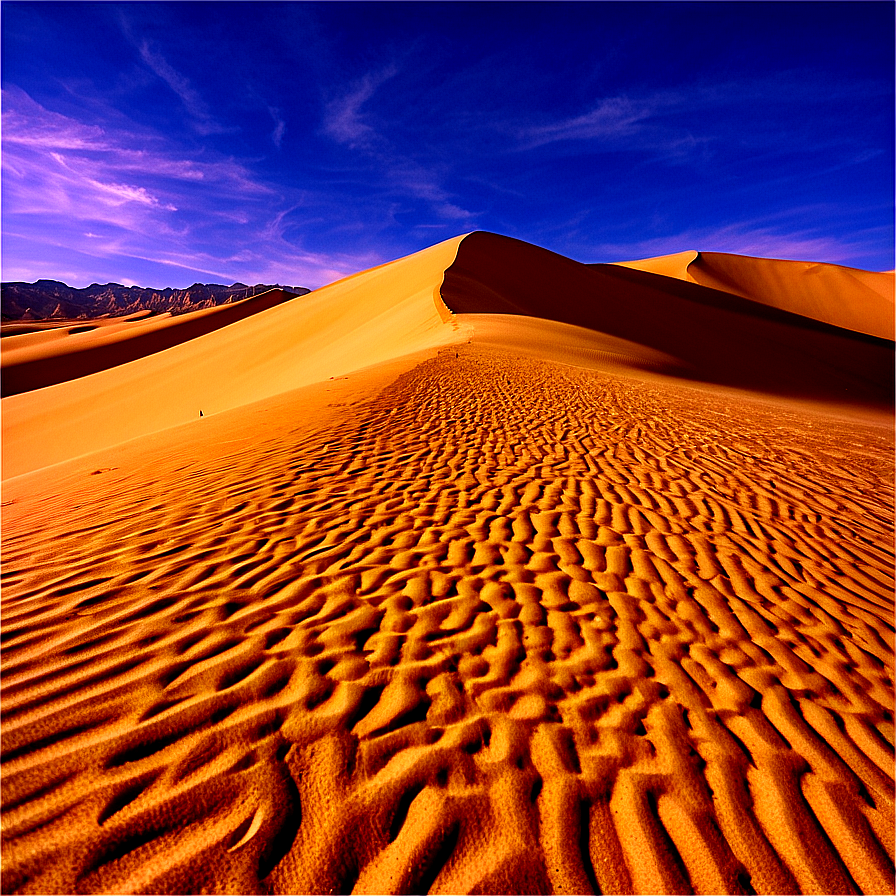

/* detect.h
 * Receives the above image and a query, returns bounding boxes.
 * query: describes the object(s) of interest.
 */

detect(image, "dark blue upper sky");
[2,1,893,288]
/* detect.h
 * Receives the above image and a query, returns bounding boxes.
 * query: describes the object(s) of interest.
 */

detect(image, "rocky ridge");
[1,280,310,321]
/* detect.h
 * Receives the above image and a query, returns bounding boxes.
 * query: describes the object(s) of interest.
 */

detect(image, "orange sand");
[2,233,893,895]
[614,249,894,339]
[0,288,303,397]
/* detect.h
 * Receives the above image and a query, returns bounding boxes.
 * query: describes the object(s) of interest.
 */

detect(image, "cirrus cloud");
[1,88,370,288]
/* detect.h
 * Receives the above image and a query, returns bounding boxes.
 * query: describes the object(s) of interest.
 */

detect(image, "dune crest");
[612,249,700,281]
[2,236,468,479]
[615,250,894,339]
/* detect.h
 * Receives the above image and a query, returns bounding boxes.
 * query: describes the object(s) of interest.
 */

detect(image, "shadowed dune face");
[1,232,893,894]
[614,250,895,340]
[442,233,893,406]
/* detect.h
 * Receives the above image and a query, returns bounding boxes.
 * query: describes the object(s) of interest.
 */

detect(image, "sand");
[1,237,467,479]
[613,250,894,340]
[1,232,893,895]
[0,288,304,397]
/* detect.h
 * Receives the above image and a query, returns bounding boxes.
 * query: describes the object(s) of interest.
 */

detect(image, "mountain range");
[0,280,310,322]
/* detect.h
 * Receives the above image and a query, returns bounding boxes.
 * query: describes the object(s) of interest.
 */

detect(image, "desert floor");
[2,234,893,895]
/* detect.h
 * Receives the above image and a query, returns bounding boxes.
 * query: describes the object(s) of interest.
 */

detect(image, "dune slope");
[0,288,303,396]
[614,250,895,339]
[443,233,893,407]
[2,232,893,895]
[1,236,468,479]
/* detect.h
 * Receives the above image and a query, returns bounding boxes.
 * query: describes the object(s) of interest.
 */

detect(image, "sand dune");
[1,236,468,479]
[444,233,893,406]
[614,250,894,339]
[0,288,304,397]
[2,233,893,895]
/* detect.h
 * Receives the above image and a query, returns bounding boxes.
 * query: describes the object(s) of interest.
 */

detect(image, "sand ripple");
[2,346,893,894]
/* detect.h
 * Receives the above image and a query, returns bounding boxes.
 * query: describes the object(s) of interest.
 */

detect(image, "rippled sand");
[2,234,893,894]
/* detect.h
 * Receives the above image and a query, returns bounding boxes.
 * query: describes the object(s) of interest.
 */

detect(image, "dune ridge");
[1,232,893,895]
[1,236,468,480]
[614,250,894,339]
[0,288,305,396]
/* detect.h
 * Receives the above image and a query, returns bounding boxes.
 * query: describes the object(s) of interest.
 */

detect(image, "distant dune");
[614,249,894,339]
[0,288,305,396]
[2,233,893,895]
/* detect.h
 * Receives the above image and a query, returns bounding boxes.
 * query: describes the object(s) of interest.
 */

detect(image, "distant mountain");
[0,280,310,321]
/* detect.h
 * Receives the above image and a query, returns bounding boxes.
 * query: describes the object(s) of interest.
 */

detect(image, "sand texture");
[2,232,894,895]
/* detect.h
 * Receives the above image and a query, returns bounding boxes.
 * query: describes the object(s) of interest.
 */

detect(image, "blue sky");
[2,2,893,289]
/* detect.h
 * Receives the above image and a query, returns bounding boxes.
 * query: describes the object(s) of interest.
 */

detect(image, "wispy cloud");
[87,177,177,210]
[138,40,231,136]
[520,96,652,149]
[2,87,106,150]
[319,67,479,230]
[382,158,476,223]
[322,64,398,149]
[1,88,365,288]
[514,72,891,163]
[4,91,254,230]
[269,106,286,148]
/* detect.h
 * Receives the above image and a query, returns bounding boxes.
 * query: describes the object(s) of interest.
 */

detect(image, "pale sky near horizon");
[2,1,893,289]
